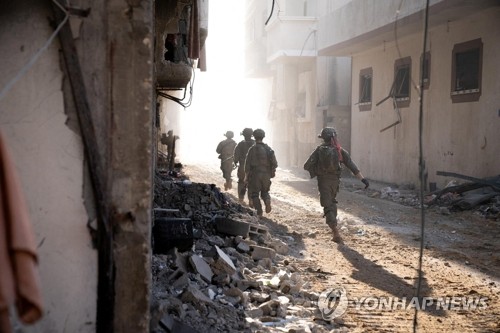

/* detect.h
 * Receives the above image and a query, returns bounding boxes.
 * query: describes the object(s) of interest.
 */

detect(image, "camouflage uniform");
[216,132,237,190]
[244,129,277,216]
[304,127,368,241]
[233,129,255,203]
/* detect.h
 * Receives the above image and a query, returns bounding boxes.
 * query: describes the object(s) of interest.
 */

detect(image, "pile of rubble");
[348,174,500,220]
[151,173,342,333]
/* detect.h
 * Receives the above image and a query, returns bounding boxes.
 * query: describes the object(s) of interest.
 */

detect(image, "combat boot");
[264,198,272,213]
[325,212,342,243]
[253,199,263,217]
[330,225,342,243]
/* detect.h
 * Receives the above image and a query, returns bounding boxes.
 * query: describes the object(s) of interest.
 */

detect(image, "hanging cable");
[0,0,70,102]
[157,65,196,109]
[299,29,316,57]
[413,0,430,332]
[265,0,276,25]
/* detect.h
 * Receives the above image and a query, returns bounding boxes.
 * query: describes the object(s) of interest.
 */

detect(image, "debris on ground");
[346,172,500,220]
[151,170,341,333]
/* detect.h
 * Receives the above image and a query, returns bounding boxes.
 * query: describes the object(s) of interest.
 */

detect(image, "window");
[451,38,482,103]
[420,51,431,89]
[358,67,372,111]
[394,57,411,107]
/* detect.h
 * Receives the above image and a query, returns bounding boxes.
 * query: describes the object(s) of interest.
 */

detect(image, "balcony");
[266,17,317,64]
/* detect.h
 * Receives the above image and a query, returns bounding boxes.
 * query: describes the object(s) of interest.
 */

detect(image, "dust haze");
[166,1,275,166]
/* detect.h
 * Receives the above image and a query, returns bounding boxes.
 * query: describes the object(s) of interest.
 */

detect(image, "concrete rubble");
[350,176,500,221]
[152,172,342,332]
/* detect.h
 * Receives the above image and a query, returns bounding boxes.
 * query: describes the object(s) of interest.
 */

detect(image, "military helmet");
[224,131,234,139]
[318,127,337,140]
[253,128,265,139]
[241,128,253,137]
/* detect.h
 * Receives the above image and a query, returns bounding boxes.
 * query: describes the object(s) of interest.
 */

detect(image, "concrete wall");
[1,0,154,331]
[350,7,500,186]
[0,2,96,332]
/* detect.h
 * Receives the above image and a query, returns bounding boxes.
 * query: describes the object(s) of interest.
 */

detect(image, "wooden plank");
[436,171,500,191]
[51,1,114,332]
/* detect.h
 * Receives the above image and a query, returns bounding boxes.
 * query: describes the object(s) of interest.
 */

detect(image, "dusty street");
[183,162,500,332]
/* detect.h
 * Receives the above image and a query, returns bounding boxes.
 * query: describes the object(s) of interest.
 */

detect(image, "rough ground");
[179,162,500,333]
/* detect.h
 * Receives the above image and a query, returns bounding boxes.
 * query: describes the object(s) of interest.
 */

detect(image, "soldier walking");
[216,131,237,190]
[244,129,278,217]
[304,127,369,242]
[233,128,255,206]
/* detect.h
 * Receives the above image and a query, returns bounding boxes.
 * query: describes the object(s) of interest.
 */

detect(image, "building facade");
[245,0,352,168]
[318,0,500,187]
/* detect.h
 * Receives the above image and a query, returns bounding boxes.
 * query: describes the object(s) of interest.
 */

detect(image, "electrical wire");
[0,0,70,102]
[299,29,316,57]
[413,0,430,332]
[265,0,276,25]
[157,65,196,109]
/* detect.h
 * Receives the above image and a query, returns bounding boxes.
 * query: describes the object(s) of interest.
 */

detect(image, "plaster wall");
[0,2,96,332]
[350,8,500,186]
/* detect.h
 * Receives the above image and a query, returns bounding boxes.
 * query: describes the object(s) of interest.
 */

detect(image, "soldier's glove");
[361,178,369,189]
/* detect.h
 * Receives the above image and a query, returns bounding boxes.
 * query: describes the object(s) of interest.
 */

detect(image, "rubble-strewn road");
[182,162,500,332]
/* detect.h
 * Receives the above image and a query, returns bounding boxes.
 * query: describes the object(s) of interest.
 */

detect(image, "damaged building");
[245,0,500,187]
[0,0,207,331]
[1,0,499,332]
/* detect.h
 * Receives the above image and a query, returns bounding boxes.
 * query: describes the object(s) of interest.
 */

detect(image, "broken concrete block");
[245,307,264,318]
[189,255,214,283]
[159,314,199,333]
[251,245,276,261]
[207,235,225,247]
[235,279,260,291]
[212,273,230,286]
[258,299,280,316]
[268,239,289,255]
[236,242,250,253]
[181,286,213,312]
[215,217,250,237]
[223,287,244,299]
[211,246,236,275]
[172,273,189,289]
[257,258,272,270]
[249,224,269,238]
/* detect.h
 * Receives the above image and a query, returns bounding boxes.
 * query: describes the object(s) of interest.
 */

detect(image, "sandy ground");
[182,162,500,333]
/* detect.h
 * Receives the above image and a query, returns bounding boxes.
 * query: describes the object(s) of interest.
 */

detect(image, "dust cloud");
[169,1,273,166]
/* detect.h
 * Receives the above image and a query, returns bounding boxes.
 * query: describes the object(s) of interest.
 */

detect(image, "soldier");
[244,129,278,217]
[160,130,179,170]
[303,127,369,242]
[216,131,237,190]
[233,128,255,206]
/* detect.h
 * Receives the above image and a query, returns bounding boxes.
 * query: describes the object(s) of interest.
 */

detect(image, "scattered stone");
[269,239,289,255]
[211,246,237,275]
[251,245,276,260]
[172,273,189,290]
[207,235,225,247]
[212,273,230,286]
[236,241,251,253]
[245,307,264,318]
[189,255,214,283]
[181,286,213,312]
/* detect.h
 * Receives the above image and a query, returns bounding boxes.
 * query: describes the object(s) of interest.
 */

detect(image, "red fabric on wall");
[0,132,43,330]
